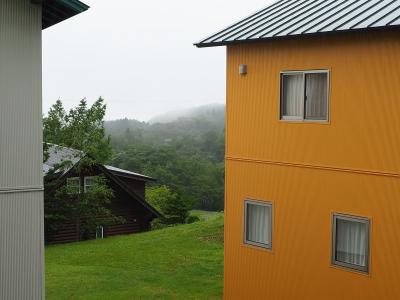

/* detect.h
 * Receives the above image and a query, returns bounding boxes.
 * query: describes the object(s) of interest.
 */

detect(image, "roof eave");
[195,26,400,48]
[111,171,156,182]
[41,0,89,29]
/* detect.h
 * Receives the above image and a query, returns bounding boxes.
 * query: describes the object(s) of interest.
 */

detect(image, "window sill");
[243,241,274,253]
[330,262,370,276]
[279,119,330,125]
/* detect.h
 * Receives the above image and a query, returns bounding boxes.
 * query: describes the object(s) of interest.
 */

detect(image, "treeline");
[106,105,225,211]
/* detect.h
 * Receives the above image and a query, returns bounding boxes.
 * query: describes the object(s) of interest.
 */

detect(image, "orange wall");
[225,31,400,300]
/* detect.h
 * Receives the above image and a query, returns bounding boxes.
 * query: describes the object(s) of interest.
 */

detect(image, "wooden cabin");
[196,0,400,299]
[44,145,160,244]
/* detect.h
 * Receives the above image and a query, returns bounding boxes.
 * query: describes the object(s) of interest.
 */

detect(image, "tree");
[146,185,192,224]
[111,144,225,211]
[43,98,119,242]
[43,98,112,165]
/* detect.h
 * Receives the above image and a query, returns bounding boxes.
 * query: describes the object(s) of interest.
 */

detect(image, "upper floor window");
[84,176,98,192]
[280,70,329,121]
[244,200,272,250]
[332,213,370,273]
[67,177,80,194]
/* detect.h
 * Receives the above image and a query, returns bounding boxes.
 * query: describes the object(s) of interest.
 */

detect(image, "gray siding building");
[0,1,88,299]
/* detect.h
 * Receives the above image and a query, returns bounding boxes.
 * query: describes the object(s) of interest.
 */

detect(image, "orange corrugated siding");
[225,30,400,300]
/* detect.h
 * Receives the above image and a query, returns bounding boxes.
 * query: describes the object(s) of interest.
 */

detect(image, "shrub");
[186,215,201,224]
[151,219,169,231]
[146,185,193,224]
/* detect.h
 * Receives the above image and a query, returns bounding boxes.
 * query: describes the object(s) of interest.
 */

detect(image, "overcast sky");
[42,0,273,121]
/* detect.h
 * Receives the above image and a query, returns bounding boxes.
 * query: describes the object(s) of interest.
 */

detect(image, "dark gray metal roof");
[43,144,153,180]
[104,165,154,181]
[195,0,400,47]
[43,144,83,174]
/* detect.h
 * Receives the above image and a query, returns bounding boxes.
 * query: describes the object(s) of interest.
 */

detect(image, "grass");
[190,210,222,221]
[45,212,224,300]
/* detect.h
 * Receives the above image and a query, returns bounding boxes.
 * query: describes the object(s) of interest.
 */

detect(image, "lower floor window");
[244,200,272,249]
[96,226,104,239]
[332,214,370,273]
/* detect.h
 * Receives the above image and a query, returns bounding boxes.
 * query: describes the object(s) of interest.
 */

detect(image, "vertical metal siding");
[0,0,43,189]
[0,0,44,299]
[225,31,400,299]
[0,192,44,300]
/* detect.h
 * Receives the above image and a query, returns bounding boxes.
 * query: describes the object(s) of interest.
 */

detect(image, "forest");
[105,104,226,211]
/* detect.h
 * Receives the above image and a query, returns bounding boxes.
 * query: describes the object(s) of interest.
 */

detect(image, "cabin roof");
[103,165,154,181]
[42,0,89,29]
[44,144,161,218]
[195,0,400,48]
[43,144,83,174]
[43,144,154,181]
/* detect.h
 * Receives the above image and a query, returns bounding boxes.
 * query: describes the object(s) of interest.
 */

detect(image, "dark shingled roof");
[195,0,400,47]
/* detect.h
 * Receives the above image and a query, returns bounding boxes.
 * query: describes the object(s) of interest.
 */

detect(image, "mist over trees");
[106,104,226,211]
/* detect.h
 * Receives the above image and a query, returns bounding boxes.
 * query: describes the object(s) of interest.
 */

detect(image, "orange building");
[196,1,400,299]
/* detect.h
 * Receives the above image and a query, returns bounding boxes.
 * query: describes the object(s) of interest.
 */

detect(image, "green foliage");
[112,144,224,211]
[105,105,225,160]
[46,213,224,300]
[146,185,192,224]
[43,98,112,165]
[104,106,226,212]
[186,215,201,224]
[150,218,169,231]
[45,175,124,242]
[43,99,121,242]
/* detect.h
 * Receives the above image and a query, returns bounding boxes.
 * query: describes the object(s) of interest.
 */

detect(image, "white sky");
[42,0,273,121]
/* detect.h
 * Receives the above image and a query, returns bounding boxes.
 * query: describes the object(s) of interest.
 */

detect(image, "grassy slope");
[46,213,224,300]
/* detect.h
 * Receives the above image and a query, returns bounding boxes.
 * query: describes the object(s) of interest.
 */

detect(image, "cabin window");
[332,214,370,273]
[244,200,272,249]
[96,226,104,239]
[84,176,98,192]
[280,70,329,121]
[66,177,80,194]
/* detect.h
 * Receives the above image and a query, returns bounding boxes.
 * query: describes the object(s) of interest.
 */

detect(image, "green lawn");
[190,210,222,221]
[46,213,224,300]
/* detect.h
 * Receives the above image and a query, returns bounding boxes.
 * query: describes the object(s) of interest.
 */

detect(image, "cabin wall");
[0,1,43,299]
[118,176,146,198]
[46,171,152,244]
[106,183,152,237]
[225,31,400,299]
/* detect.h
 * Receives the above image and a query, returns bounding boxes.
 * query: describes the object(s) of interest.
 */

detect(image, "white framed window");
[96,226,104,239]
[244,200,272,249]
[66,177,80,194]
[84,176,98,192]
[332,213,370,273]
[280,70,329,121]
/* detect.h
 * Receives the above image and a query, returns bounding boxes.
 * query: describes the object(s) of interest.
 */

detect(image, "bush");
[146,185,193,224]
[151,219,168,231]
[186,215,201,224]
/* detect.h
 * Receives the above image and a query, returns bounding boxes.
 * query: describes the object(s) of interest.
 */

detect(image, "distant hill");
[105,103,226,149]
[105,104,226,211]
[149,103,225,124]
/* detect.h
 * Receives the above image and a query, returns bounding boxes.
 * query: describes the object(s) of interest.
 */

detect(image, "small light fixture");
[239,64,247,75]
